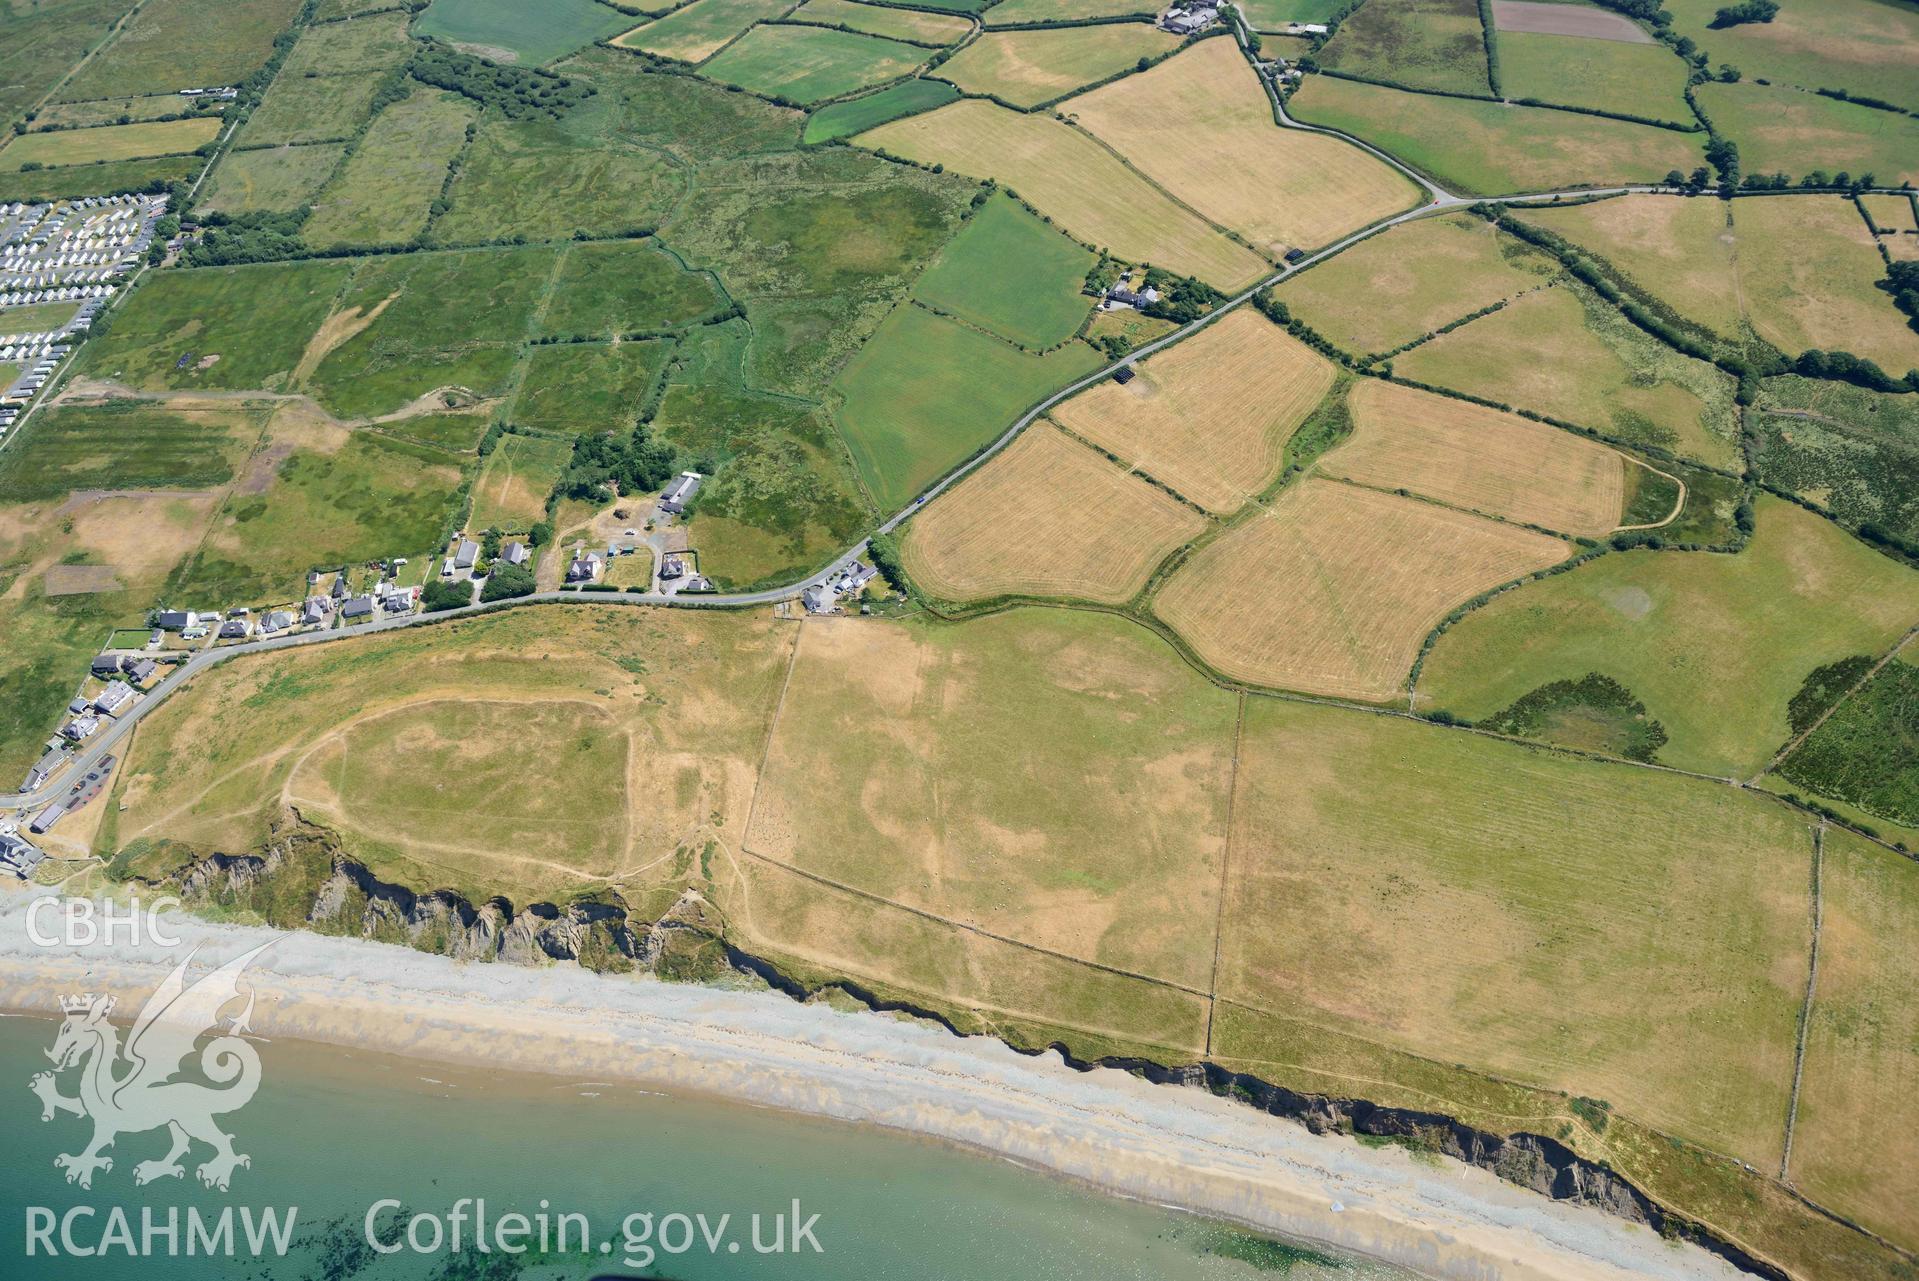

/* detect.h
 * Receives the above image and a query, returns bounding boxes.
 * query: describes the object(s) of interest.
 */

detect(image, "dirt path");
[1611,454,1689,532]
[1780,824,1824,1182]
[1750,622,1919,785]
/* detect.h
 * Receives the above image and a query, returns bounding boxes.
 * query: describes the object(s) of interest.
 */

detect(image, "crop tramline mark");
[1202,691,1246,1056]
[1780,823,1824,1183]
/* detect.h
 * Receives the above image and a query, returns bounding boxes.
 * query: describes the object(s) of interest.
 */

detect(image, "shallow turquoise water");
[0,1013,1418,1281]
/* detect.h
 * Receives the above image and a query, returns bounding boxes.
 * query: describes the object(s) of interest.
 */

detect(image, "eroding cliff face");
[127,822,1779,1280]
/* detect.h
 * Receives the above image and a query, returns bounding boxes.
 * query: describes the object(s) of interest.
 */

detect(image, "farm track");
[1780,825,1823,1183]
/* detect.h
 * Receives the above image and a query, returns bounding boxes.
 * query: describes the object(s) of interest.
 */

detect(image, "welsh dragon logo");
[29,942,272,1191]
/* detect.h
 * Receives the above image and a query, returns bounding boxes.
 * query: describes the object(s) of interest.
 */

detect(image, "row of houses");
[801,560,880,615]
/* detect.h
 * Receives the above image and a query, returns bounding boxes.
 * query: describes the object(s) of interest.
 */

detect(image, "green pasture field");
[832,302,1100,513]
[172,427,470,602]
[0,117,219,169]
[934,23,1178,108]
[0,399,262,502]
[81,259,353,393]
[197,144,346,214]
[238,64,392,146]
[748,608,1238,990]
[651,324,871,588]
[278,8,413,75]
[667,142,973,396]
[412,0,632,65]
[1223,697,1813,1166]
[0,0,136,124]
[30,94,214,131]
[790,0,972,45]
[375,410,492,452]
[306,245,561,419]
[985,0,1155,22]
[1791,828,1919,1245]
[468,431,573,530]
[1318,0,1490,96]
[0,300,82,332]
[57,0,302,102]
[1693,81,1919,189]
[698,24,927,105]
[1777,659,1919,829]
[801,77,957,143]
[611,0,798,65]
[1286,74,1703,195]
[1752,376,1919,544]
[1275,211,1559,356]
[434,101,681,244]
[1235,0,1343,27]
[1418,497,1919,778]
[0,153,198,202]
[301,87,477,249]
[1663,0,1919,114]
[508,340,669,435]
[911,192,1094,348]
[537,240,724,337]
[1495,30,1692,123]
[313,0,396,15]
[1396,281,1742,469]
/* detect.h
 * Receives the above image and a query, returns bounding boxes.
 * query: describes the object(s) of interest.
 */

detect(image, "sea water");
[0,1013,1419,1281]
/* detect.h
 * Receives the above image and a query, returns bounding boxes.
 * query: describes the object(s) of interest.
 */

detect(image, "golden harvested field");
[0,117,221,170]
[936,24,1179,109]
[1732,195,1919,376]
[744,610,1238,991]
[1791,828,1919,1248]
[1220,697,1815,1166]
[900,423,1204,603]
[855,98,1269,288]
[1275,212,1559,355]
[611,0,795,63]
[1049,309,1332,513]
[1514,194,1745,341]
[469,433,574,532]
[1321,380,1626,537]
[1060,38,1419,256]
[1155,478,1568,699]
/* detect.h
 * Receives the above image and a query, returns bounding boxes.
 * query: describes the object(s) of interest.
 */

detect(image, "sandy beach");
[0,890,1746,1281]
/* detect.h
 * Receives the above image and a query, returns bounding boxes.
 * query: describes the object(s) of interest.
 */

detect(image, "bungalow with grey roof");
[89,654,123,678]
[154,609,197,631]
[21,747,65,793]
[501,540,529,566]
[341,595,375,620]
[93,680,134,715]
[566,551,603,583]
[301,597,333,626]
[217,618,251,640]
[124,658,159,684]
[453,538,480,571]
[257,610,295,635]
[62,714,100,742]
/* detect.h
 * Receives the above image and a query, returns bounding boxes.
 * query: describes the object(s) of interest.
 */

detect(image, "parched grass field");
[856,98,1270,288]
[0,154,200,203]
[801,77,958,143]
[1664,0,1919,114]
[30,94,207,131]
[1863,193,1919,260]
[698,24,928,105]
[0,300,82,333]
[1693,81,1919,189]
[831,303,1100,513]
[279,8,413,75]
[198,144,347,214]
[1397,282,1743,469]
[0,117,220,169]
[470,432,576,531]
[613,0,797,63]
[509,341,668,436]
[1287,74,1703,195]
[537,240,724,337]
[302,88,478,249]
[791,0,972,44]
[1322,380,1626,537]
[1730,196,1919,377]
[1156,478,1568,700]
[239,64,391,147]
[80,259,354,393]
[745,610,1239,990]
[105,607,794,903]
[1275,211,1558,355]
[1221,698,1813,1166]
[1418,497,1919,777]
[1319,0,1490,95]
[173,417,470,602]
[985,0,1154,21]
[1063,39,1419,258]
[1050,309,1332,513]
[306,245,561,419]
[1495,30,1692,123]
[0,0,136,125]
[900,423,1203,603]
[1791,828,1919,1246]
[414,0,634,64]
[911,192,1093,348]
[936,24,1177,108]
[1513,194,1746,342]
[56,0,301,102]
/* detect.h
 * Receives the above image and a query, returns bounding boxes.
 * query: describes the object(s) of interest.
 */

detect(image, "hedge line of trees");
[408,43,594,120]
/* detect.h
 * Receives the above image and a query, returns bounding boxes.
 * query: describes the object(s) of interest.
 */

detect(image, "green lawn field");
[1663,0,1919,114]
[1318,0,1491,97]
[833,303,1100,512]
[698,24,927,104]
[801,77,958,143]
[1418,497,1919,777]
[413,0,634,65]
[911,192,1094,348]
[1694,80,1919,189]
[0,154,199,203]
[1496,30,1693,124]
[0,117,220,169]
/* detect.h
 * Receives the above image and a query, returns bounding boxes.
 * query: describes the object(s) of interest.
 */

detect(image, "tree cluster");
[407,44,594,120]
[1883,261,1919,335]
[1139,268,1224,324]
[1709,0,1777,28]
[184,210,310,267]
[557,430,677,504]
